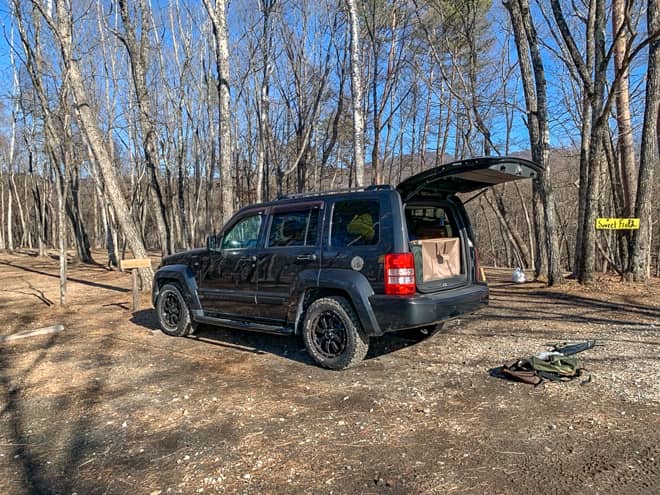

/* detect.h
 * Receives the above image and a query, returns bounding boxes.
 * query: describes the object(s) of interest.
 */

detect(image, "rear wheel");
[157,283,194,337]
[302,297,369,370]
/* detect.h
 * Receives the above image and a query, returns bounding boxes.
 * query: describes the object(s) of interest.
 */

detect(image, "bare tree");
[27,0,154,285]
[202,0,235,224]
[504,0,564,285]
[115,0,173,256]
[345,0,365,186]
[612,0,637,216]
[549,0,659,282]
[629,0,660,281]
[255,0,276,202]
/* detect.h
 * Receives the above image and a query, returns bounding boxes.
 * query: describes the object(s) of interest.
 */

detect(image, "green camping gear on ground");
[497,341,596,385]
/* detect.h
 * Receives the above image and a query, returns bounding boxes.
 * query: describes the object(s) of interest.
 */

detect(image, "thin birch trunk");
[345,0,365,186]
[202,0,235,224]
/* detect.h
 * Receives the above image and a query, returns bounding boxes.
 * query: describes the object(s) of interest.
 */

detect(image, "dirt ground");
[0,250,659,495]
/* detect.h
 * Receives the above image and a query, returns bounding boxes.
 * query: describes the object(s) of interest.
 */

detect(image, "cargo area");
[405,204,467,291]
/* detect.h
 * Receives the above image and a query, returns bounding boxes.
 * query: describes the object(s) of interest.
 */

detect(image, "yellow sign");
[595,218,640,230]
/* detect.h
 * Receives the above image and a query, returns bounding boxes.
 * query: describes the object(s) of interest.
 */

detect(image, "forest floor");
[0,250,659,495]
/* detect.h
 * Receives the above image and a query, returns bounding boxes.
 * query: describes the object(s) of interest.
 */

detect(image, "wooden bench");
[120,258,152,311]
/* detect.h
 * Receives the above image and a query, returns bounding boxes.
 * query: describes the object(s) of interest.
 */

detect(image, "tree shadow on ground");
[1,334,64,494]
[0,331,243,495]
[0,260,129,293]
[524,290,660,318]
[478,286,660,329]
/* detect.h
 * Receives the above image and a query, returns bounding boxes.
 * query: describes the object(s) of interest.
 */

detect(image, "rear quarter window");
[331,200,380,247]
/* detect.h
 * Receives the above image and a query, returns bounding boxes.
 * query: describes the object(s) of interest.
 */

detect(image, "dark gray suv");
[152,157,539,369]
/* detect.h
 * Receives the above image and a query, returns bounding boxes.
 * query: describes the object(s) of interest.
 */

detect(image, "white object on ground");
[0,324,64,342]
[512,267,527,283]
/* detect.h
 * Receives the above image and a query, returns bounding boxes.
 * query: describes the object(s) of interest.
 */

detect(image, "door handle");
[240,255,257,262]
[296,254,317,261]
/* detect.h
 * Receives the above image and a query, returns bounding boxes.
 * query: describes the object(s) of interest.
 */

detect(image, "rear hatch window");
[406,204,467,292]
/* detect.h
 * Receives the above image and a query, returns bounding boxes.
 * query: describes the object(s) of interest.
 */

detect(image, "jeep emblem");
[351,256,364,271]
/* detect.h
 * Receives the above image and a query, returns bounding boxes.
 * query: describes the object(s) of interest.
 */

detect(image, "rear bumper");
[369,283,488,333]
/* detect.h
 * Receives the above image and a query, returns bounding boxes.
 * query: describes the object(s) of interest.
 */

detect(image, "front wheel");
[156,283,194,337]
[302,297,369,370]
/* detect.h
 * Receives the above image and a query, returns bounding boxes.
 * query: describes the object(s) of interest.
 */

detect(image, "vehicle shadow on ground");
[130,309,424,366]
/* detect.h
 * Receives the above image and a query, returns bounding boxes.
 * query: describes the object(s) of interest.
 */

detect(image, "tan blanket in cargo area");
[410,238,461,282]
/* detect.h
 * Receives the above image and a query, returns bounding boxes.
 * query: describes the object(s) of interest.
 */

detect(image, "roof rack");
[277,184,394,200]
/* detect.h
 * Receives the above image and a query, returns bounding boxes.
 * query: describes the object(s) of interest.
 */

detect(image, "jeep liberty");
[152,157,540,369]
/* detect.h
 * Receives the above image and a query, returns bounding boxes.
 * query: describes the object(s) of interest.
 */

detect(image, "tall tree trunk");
[612,0,637,216]
[9,174,28,248]
[579,0,607,283]
[255,0,274,204]
[345,0,365,186]
[574,95,592,276]
[56,167,67,306]
[6,169,14,252]
[0,177,5,251]
[629,0,659,281]
[549,0,596,280]
[203,0,235,224]
[505,0,564,284]
[7,22,20,253]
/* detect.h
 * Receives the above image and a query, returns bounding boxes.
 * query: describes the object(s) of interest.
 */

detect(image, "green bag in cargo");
[347,213,375,241]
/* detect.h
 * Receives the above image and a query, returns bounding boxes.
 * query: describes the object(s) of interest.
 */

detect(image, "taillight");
[474,246,486,282]
[384,253,416,295]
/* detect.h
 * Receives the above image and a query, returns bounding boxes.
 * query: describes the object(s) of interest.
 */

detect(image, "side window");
[221,214,262,250]
[331,200,380,247]
[268,209,320,247]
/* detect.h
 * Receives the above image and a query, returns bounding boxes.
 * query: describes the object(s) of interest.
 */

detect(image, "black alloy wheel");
[311,311,348,358]
[302,296,369,370]
[157,283,194,337]
[162,292,182,328]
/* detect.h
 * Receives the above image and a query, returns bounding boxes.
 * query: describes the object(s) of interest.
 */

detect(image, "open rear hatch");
[397,156,540,201]
[397,157,541,292]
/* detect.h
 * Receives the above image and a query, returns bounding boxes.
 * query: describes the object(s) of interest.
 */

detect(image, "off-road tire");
[302,296,369,370]
[157,283,194,337]
[399,323,444,342]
